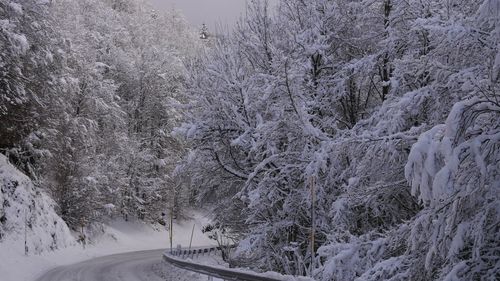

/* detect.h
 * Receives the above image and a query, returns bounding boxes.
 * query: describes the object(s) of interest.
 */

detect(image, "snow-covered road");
[35,249,168,281]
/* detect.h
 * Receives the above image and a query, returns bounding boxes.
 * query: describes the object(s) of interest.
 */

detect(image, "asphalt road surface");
[35,249,169,281]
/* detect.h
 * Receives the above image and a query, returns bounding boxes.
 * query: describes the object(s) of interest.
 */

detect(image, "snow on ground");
[0,210,217,281]
[0,153,218,281]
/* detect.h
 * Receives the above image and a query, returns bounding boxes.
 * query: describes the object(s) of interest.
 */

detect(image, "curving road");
[35,249,170,281]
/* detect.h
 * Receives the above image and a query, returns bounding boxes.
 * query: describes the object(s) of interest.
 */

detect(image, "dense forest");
[1,0,197,228]
[1,0,499,280]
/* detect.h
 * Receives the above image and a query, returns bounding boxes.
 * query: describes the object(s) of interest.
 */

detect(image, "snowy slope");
[0,154,75,281]
[0,154,75,253]
[0,154,218,281]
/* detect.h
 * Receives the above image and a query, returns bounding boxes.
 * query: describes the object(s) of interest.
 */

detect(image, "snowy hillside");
[0,154,216,281]
[0,154,75,254]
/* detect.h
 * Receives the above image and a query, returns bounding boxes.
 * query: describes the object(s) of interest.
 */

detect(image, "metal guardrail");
[163,246,300,281]
[168,245,226,260]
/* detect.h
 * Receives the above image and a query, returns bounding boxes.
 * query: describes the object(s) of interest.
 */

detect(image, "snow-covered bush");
[403,98,499,280]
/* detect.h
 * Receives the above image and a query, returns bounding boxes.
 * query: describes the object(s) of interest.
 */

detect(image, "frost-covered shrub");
[403,98,499,280]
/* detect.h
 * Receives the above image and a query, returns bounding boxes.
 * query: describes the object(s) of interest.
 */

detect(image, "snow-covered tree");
[176,0,500,279]
[1,0,198,229]
[46,0,198,226]
[0,0,69,176]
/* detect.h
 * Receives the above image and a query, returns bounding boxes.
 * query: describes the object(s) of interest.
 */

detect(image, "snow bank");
[0,154,75,280]
[0,154,75,252]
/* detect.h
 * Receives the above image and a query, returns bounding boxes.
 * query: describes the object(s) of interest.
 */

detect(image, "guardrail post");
[176,245,182,257]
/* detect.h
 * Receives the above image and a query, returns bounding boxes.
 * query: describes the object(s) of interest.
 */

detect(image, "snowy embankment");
[0,154,215,281]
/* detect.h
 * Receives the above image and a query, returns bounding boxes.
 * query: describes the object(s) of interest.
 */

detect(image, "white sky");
[149,0,277,29]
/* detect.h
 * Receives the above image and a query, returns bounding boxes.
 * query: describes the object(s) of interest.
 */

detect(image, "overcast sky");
[149,0,277,29]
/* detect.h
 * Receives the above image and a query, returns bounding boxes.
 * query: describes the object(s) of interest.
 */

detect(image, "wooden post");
[24,209,28,256]
[81,224,85,249]
[169,207,173,253]
[310,176,316,277]
[176,244,182,257]
[188,224,195,251]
